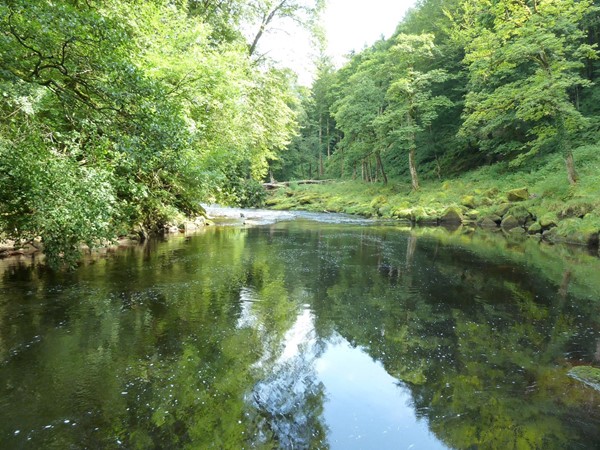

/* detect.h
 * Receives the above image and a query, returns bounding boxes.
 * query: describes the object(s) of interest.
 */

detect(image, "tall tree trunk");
[373,155,379,182]
[318,115,324,177]
[326,119,331,158]
[434,154,442,181]
[558,114,577,185]
[409,146,419,190]
[407,113,419,190]
[340,148,344,178]
[566,150,578,185]
[376,151,387,185]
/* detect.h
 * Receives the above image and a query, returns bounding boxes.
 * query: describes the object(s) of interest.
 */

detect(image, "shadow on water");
[0,214,599,449]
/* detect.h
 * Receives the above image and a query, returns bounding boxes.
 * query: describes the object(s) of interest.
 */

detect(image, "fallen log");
[262,180,334,190]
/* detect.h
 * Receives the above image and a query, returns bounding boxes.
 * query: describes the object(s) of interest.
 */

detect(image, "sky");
[323,0,417,66]
[260,0,417,85]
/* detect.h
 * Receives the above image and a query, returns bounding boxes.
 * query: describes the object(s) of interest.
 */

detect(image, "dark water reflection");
[1,213,600,449]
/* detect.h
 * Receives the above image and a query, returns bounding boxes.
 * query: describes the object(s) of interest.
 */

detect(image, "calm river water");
[1,208,599,449]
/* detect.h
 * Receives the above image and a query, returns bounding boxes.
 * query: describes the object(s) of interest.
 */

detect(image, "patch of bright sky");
[260,0,416,86]
[324,0,416,67]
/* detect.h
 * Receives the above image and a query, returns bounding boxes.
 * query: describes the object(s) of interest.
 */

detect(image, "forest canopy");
[1,0,599,267]
[277,0,599,189]
[0,0,322,266]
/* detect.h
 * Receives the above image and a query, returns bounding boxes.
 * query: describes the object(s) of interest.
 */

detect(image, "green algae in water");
[569,366,600,391]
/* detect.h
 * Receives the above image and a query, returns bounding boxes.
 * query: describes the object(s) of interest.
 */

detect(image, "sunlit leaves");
[0,0,303,266]
[456,0,598,165]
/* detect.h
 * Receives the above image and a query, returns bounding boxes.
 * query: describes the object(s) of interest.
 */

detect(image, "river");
[0,208,599,449]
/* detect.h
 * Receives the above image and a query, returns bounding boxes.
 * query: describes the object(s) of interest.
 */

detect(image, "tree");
[0,0,304,266]
[245,0,325,57]
[377,33,452,190]
[332,43,393,183]
[454,0,598,184]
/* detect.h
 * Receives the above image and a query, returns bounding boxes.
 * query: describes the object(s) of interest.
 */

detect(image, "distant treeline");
[275,0,600,190]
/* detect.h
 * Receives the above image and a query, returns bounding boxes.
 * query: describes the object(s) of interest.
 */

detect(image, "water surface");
[1,209,599,449]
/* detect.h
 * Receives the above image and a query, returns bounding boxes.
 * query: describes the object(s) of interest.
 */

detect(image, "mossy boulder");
[539,213,558,229]
[507,187,529,202]
[479,217,499,228]
[501,215,521,231]
[568,366,600,391]
[493,203,511,218]
[559,202,594,219]
[439,207,463,224]
[543,217,600,247]
[507,204,534,225]
[461,195,476,209]
[486,187,499,197]
[464,210,479,221]
[393,208,414,222]
[413,206,438,224]
[509,227,526,235]
[527,222,542,235]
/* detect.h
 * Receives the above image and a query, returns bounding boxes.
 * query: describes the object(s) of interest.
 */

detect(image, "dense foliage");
[2,0,599,266]
[276,0,600,189]
[1,0,323,266]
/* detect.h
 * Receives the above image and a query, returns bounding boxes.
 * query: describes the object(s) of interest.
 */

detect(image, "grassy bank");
[266,145,600,251]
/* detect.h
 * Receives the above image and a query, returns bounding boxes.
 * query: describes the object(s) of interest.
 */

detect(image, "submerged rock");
[568,366,600,391]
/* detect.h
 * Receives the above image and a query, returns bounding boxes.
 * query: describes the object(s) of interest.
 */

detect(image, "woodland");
[2,0,600,267]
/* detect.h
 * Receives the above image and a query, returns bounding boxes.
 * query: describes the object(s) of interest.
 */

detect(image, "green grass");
[265,145,600,247]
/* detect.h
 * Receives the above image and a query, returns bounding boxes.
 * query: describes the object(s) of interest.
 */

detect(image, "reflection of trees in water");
[311,230,600,449]
[2,224,600,449]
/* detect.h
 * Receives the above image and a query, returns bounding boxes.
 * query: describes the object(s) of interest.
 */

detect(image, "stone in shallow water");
[439,207,463,224]
[568,366,600,391]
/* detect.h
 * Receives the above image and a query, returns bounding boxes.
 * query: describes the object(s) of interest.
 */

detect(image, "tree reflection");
[312,227,600,449]
[1,224,600,448]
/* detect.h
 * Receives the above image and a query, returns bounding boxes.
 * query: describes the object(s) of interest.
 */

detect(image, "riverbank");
[0,216,210,263]
[265,146,600,253]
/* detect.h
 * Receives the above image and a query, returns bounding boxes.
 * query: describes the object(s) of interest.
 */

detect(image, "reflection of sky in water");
[317,338,447,450]
[244,292,447,449]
